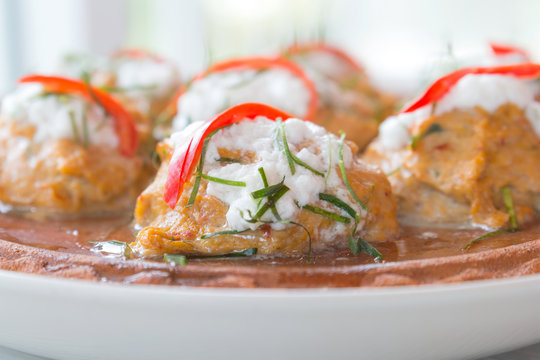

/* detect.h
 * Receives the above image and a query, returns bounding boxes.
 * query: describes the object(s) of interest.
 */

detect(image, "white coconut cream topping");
[115,58,179,97]
[1,83,119,147]
[172,69,310,131]
[170,117,366,237]
[379,74,540,151]
[291,50,363,110]
[294,50,354,81]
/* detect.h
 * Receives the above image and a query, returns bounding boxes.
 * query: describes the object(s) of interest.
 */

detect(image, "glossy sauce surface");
[1,213,536,267]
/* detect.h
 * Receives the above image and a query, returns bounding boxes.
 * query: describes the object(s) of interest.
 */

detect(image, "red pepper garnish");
[401,63,540,114]
[489,43,529,60]
[285,42,362,72]
[164,103,294,208]
[19,75,138,156]
[158,87,187,124]
[161,56,318,123]
[112,48,165,63]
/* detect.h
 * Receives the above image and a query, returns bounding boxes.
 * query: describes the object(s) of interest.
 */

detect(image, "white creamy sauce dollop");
[115,59,178,97]
[1,83,119,147]
[292,50,360,109]
[170,117,365,236]
[379,74,540,151]
[172,69,310,131]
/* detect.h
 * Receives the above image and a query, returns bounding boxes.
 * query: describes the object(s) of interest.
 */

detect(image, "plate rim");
[1,267,540,298]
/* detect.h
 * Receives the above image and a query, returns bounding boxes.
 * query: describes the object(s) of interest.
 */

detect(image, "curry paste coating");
[133,142,398,257]
[0,118,153,217]
[364,104,540,229]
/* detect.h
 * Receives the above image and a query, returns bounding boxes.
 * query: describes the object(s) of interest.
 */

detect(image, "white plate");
[0,270,539,360]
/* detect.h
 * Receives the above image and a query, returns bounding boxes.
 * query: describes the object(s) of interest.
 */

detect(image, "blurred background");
[0,0,539,96]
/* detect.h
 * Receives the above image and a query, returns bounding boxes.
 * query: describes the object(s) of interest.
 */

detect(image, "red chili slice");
[112,48,165,63]
[401,63,540,114]
[164,103,294,208]
[161,56,318,123]
[285,42,363,72]
[489,43,529,60]
[19,75,138,157]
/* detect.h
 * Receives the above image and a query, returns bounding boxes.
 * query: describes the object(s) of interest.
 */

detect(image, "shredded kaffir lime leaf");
[338,132,368,211]
[200,229,249,239]
[410,123,444,150]
[164,253,187,266]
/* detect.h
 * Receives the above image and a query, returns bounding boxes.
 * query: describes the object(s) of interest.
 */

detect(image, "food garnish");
[338,132,369,211]
[277,119,325,177]
[216,157,242,164]
[410,123,444,150]
[163,103,382,260]
[200,174,246,187]
[164,103,293,208]
[349,236,383,260]
[401,63,540,114]
[250,177,286,200]
[163,253,187,266]
[244,186,290,223]
[112,48,165,62]
[489,43,529,59]
[19,75,138,156]
[160,56,318,123]
[301,203,351,224]
[502,186,519,232]
[462,229,511,251]
[285,42,362,72]
[319,192,359,221]
[163,248,258,265]
[463,186,519,250]
[200,230,249,239]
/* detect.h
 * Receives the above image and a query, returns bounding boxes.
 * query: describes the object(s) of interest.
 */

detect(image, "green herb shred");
[186,128,222,207]
[200,229,249,239]
[463,186,520,250]
[502,186,518,231]
[463,229,511,251]
[163,253,187,266]
[302,204,351,224]
[185,247,258,259]
[255,167,283,220]
[193,247,258,258]
[319,192,358,221]
[410,123,444,150]
[253,185,290,221]
[338,132,369,211]
[357,237,383,260]
[201,174,246,187]
[325,134,333,185]
[250,177,285,199]
[186,138,210,207]
[69,109,81,144]
[81,71,107,112]
[81,103,90,148]
[216,157,242,164]
[280,220,312,262]
[277,118,296,174]
[277,119,324,177]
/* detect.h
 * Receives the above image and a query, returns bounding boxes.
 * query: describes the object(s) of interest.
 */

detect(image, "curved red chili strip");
[401,63,540,114]
[112,48,165,63]
[489,43,529,59]
[164,103,294,208]
[285,42,363,72]
[161,56,318,123]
